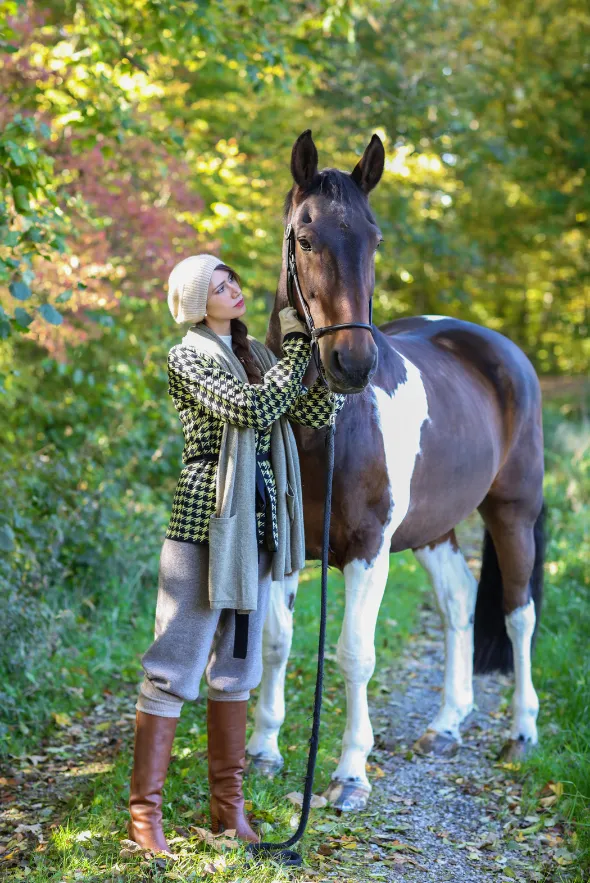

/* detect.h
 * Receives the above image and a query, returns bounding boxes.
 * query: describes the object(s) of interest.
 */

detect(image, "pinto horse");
[246,131,544,812]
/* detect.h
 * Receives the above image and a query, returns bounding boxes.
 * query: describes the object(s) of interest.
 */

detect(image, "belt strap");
[233,612,249,659]
[185,451,271,464]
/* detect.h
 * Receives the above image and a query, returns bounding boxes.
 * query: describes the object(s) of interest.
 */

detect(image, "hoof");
[323,778,371,812]
[413,729,460,757]
[245,753,284,779]
[498,737,534,762]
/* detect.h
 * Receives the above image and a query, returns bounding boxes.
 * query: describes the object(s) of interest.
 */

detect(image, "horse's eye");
[298,238,312,252]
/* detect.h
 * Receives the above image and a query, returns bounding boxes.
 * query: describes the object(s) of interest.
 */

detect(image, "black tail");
[473,504,545,674]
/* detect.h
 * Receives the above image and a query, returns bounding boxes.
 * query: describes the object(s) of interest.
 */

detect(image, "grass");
[5,547,428,881]
[519,400,590,876]
[3,398,588,881]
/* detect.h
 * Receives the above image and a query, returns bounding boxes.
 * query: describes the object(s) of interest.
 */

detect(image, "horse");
[245,130,545,813]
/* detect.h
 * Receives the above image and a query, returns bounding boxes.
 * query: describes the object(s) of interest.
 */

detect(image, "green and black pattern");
[165,335,346,547]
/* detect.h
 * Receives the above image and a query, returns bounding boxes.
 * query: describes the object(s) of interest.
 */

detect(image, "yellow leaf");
[52,712,72,727]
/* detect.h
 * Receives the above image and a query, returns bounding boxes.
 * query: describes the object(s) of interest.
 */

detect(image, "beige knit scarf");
[181,323,306,613]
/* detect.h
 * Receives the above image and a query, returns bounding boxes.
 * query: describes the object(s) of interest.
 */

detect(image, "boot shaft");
[207,698,258,842]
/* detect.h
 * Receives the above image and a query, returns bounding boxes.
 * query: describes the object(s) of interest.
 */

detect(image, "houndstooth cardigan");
[165,332,346,550]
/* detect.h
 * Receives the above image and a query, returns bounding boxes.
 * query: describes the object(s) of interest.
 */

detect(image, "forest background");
[0,0,588,877]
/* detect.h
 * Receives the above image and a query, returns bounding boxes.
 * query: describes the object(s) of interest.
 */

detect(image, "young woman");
[127,253,346,855]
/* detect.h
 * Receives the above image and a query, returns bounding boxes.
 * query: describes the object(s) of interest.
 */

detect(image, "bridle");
[284,222,375,388]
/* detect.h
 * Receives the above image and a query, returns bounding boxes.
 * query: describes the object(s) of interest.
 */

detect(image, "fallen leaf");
[200,854,228,873]
[286,791,327,808]
[14,824,42,839]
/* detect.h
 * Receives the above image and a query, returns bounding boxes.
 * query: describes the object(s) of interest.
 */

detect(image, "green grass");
[519,401,590,876]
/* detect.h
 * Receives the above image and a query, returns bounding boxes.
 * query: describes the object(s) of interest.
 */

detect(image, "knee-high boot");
[127,710,179,854]
[207,699,259,842]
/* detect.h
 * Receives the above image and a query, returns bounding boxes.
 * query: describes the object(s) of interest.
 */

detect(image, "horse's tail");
[473,503,545,674]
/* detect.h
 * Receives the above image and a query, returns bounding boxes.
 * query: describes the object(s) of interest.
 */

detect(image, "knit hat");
[167,254,224,324]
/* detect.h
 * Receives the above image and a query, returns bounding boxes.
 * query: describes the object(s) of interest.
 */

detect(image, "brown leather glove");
[278,306,309,338]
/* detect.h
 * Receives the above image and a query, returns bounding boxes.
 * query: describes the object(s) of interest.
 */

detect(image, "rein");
[249,222,374,868]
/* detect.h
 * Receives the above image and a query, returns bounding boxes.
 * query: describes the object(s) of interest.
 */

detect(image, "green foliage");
[0,314,182,741]
[0,114,69,335]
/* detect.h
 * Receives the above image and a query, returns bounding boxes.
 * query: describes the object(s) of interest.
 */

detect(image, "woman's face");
[206,268,246,320]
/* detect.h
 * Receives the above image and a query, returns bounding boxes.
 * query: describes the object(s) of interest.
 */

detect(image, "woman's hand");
[279,306,310,338]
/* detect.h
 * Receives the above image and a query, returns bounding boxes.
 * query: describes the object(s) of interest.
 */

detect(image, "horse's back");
[372,315,543,550]
[377,315,542,414]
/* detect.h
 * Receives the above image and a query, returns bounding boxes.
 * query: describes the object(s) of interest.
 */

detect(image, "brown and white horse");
[246,131,545,812]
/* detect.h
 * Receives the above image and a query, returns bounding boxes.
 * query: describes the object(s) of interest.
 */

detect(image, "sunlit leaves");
[8,281,31,301]
[38,304,63,325]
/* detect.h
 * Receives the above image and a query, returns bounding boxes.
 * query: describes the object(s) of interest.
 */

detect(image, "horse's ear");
[350,134,385,195]
[291,130,320,191]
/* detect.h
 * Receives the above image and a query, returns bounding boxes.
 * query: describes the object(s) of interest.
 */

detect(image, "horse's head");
[283,130,384,393]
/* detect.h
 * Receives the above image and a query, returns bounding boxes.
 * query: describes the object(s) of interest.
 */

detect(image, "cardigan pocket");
[208,512,240,609]
[286,481,295,521]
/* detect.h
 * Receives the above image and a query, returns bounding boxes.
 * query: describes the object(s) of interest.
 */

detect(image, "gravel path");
[309,603,573,882]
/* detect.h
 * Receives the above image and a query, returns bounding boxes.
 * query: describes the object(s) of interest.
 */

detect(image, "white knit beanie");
[167,254,224,324]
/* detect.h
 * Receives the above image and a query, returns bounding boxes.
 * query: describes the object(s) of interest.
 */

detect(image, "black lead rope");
[248,417,335,868]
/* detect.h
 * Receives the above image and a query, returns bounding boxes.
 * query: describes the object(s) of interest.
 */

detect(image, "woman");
[127,253,346,855]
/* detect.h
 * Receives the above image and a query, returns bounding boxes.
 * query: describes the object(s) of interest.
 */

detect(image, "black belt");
[185,452,271,463]
[185,452,272,661]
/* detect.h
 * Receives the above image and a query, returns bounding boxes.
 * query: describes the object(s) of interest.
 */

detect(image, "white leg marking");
[333,357,430,787]
[505,599,539,743]
[414,540,478,740]
[334,548,390,786]
[247,571,299,763]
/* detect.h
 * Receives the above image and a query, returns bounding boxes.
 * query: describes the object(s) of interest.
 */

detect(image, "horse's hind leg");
[246,570,300,776]
[478,498,541,759]
[412,530,478,755]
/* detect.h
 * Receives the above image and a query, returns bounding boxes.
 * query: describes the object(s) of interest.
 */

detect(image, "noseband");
[284,222,375,388]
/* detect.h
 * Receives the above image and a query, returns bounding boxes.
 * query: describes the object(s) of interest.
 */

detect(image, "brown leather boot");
[207,698,259,842]
[127,710,179,854]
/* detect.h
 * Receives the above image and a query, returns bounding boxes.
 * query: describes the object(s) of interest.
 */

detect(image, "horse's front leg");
[324,546,390,812]
[246,570,299,776]
[413,531,478,755]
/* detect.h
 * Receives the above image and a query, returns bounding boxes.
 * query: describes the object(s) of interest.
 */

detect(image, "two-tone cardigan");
[165,332,347,548]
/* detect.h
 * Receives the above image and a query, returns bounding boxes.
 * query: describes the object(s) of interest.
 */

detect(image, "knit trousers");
[136,538,273,718]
